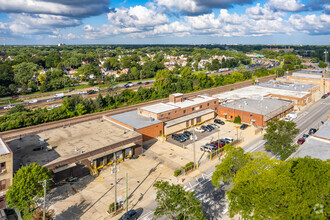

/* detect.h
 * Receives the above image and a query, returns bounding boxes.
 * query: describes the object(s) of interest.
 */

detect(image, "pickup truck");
[54,93,64,98]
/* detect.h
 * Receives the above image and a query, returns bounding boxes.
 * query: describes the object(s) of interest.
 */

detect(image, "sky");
[0,0,329,45]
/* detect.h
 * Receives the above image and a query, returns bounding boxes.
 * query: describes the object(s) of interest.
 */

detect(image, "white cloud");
[8,13,81,35]
[107,5,168,28]
[289,13,330,35]
[267,0,305,12]
[0,0,110,17]
[246,3,285,20]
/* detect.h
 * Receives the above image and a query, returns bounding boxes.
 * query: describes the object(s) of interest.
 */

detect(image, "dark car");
[206,125,214,130]
[308,128,317,135]
[214,119,225,125]
[201,125,212,132]
[68,88,75,92]
[172,134,185,142]
[297,138,305,144]
[184,131,193,137]
[144,81,150,85]
[302,134,309,138]
[240,124,248,130]
[179,133,190,141]
[119,209,138,220]
[137,82,143,85]
[321,94,328,99]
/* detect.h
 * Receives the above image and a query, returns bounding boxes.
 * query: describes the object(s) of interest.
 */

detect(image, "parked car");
[210,123,219,128]
[297,138,305,144]
[172,134,185,142]
[308,128,317,135]
[206,125,214,130]
[321,94,328,99]
[224,137,234,143]
[201,125,212,132]
[302,134,309,138]
[194,127,205,133]
[210,141,224,148]
[119,209,138,220]
[11,95,19,99]
[179,133,190,141]
[68,88,75,92]
[219,138,230,144]
[183,131,193,137]
[240,124,248,130]
[46,98,55,102]
[214,119,225,125]
[200,144,217,152]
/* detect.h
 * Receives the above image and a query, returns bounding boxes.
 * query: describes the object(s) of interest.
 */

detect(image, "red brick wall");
[217,106,264,127]
[136,122,164,142]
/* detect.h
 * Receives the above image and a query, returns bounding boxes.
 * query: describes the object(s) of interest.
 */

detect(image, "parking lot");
[166,120,240,149]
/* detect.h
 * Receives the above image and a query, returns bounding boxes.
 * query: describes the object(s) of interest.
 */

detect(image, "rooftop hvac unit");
[150,117,154,121]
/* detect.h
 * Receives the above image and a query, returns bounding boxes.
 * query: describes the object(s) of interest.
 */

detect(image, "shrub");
[184,162,194,172]
[234,115,241,124]
[174,169,181,177]
[109,202,121,213]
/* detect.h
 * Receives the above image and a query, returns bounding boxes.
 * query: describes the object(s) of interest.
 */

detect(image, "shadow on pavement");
[56,200,90,220]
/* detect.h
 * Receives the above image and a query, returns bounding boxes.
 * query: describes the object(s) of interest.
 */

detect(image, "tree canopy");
[6,163,52,213]
[153,180,206,220]
[263,119,299,160]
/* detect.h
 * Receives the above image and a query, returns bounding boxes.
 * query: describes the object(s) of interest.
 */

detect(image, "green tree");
[227,155,330,219]
[318,61,327,68]
[77,63,101,78]
[153,180,206,220]
[13,62,39,85]
[75,103,87,116]
[263,119,299,160]
[6,163,52,213]
[212,145,251,187]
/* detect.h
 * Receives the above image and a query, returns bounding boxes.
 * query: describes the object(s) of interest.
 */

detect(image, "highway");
[138,96,330,220]
[0,79,155,111]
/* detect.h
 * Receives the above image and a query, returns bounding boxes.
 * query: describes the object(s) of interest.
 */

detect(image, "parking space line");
[139,211,153,220]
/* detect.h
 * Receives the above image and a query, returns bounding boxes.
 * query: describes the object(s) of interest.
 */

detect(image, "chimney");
[169,93,183,103]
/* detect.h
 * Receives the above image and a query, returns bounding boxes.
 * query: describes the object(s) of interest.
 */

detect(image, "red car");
[210,141,225,148]
[297,138,305,144]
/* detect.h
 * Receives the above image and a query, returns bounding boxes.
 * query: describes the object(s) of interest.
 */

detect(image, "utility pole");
[126,173,128,212]
[112,153,119,213]
[193,126,196,169]
[39,179,51,220]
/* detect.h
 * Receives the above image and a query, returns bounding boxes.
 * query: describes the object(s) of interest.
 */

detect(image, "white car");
[28,99,38,104]
[46,98,55,102]
[4,105,14,109]
[284,117,292,122]
[194,127,205,133]
[224,137,234,143]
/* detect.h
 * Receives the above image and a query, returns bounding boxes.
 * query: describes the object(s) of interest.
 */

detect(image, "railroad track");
[0,75,275,140]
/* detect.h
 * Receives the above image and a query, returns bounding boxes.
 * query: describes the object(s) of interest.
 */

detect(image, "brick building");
[218,98,294,127]
[0,137,13,209]
[276,69,330,93]
[109,93,218,138]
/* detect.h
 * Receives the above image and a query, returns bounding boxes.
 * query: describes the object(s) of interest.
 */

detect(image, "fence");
[174,161,195,177]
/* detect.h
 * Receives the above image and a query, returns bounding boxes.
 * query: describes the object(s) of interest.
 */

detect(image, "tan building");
[276,69,330,93]
[218,97,294,127]
[0,137,13,209]
[7,120,143,182]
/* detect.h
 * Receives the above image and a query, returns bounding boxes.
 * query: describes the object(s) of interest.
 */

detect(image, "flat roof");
[290,137,330,161]
[140,95,217,114]
[168,95,217,109]
[219,97,293,116]
[314,120,330,141]
[108,110,162,130]
[213,85,310,100]
[258,80,316,92]
[140,103,179,114]
[0,137,10,156]
[171,93,183,97]
[165,109,214,127]
[7,119,141,168]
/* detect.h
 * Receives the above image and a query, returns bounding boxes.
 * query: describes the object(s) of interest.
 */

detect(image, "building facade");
[0,137,13,209]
